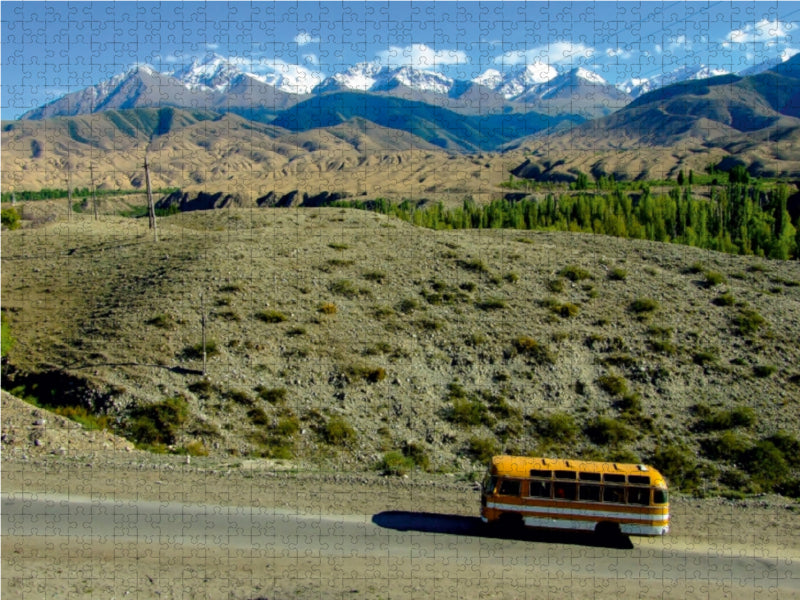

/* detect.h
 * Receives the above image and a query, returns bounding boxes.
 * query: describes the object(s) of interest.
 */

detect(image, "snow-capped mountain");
[618,65,731,99]
[171,54,322,95]
[473,63,558,100]
[20,65,216,120]
[171,55,243,92]
[314,63,455,96]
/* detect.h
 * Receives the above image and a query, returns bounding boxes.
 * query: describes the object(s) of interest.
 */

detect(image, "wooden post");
[90,164,98,220]
[144,155,158,242]
[201,295,207,376]
[66,172,72,221]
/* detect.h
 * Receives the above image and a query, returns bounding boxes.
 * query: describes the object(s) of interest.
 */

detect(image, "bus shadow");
[371,511,633,549]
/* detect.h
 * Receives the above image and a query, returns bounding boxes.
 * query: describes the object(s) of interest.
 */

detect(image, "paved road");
[3,492,799,599]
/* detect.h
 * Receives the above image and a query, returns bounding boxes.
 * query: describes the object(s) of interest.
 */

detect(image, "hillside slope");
[2,209,799,495]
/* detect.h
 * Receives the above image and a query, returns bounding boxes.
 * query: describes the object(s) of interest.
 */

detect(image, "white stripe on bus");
[521,515,668,536]
[486,501,669,524]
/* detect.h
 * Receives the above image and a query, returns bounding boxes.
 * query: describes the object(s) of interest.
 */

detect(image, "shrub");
[585,416,635,445]
[741,441,789,491]
[651,444,701,493]
[1,207,21,230]
[397,298,419,314]
[616,393,642,414]
[753,364,777,378]
[458,258,488,273]
[608,268,627,281]
[226,389,254,406]
[328,243,349,250]
[147,314,174,329]
[693,349,718,366]
[696,404,756,431]
[547,278,565,293]
[182,340,219,360]
[450,396,490,427]
[702,430,751,461]
[256,310,287,323]
[188,379,217,397]
[713,292,736,307]
[127,396,189,447]
[629,298,659,314]
[477,297,506,310]
[218,283,243,293]
[733,308,765,335]
[275,415,300,437]
[555,302,580,317]
[466,436,500,463]
[403,442,430,471]
[649,339,677,354]
[323,417,357,446]
[512,336,555,365]
[318,302,337,314]
[558,265,592,281]
[504,272,519,283]
[256,386,287,404]
[535,412,578,444]
[765,432,800,467]
[378,450,415,476]
[248,406,270,426]
[597,374,628,397]
[704,271,727,287]
[363,271,386,283]
[345,364,386,383]
[182,440,209,457]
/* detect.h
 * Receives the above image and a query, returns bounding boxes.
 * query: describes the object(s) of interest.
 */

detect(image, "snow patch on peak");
[574,67,607,84]
[472,69,503,89]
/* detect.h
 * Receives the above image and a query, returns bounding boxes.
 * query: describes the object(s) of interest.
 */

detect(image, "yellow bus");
[481,455,669,537]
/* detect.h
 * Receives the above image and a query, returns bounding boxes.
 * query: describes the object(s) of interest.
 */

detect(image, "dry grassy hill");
[2,207,799,495]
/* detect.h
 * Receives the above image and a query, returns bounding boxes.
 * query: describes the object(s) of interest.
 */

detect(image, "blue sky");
[2,1,799,120]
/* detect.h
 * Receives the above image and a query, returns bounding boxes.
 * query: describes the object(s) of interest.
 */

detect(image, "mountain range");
[22,52,792,123]
[4,53,800,195]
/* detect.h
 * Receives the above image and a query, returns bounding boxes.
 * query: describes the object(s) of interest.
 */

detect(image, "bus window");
[530,469,551,478]
[483,475,498,495]
[654,489,669,504]
[629,487,650,505]
[554,470,577,480]
[528,479,551,498]
[579,472,601,481]
[603,485,625,503]
[554,482,577,500]
[629,475,650,485]
[579,484,601,501]
[604,474,626,483]
[498,479,521,496]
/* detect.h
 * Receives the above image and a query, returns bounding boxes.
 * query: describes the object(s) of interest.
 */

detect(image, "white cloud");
[605,47,632,59]
[493,42,596,67]
[669,35,689,51]
[725,19,794,46]
[294,32,320,46]
[375,43,468,69]
[206,43,219,51]
[782,48,800,61]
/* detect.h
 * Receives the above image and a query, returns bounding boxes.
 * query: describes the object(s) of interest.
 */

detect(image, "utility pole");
[144,154,158,242]
[90,164,98,220]
[65,171,72,221]
[201,294,207,376]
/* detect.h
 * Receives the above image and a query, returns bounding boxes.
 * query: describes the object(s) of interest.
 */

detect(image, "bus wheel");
[594,521,622,540]
[496,512,524,534]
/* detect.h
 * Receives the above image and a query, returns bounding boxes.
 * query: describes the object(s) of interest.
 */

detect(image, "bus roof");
[488,455,667,487]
